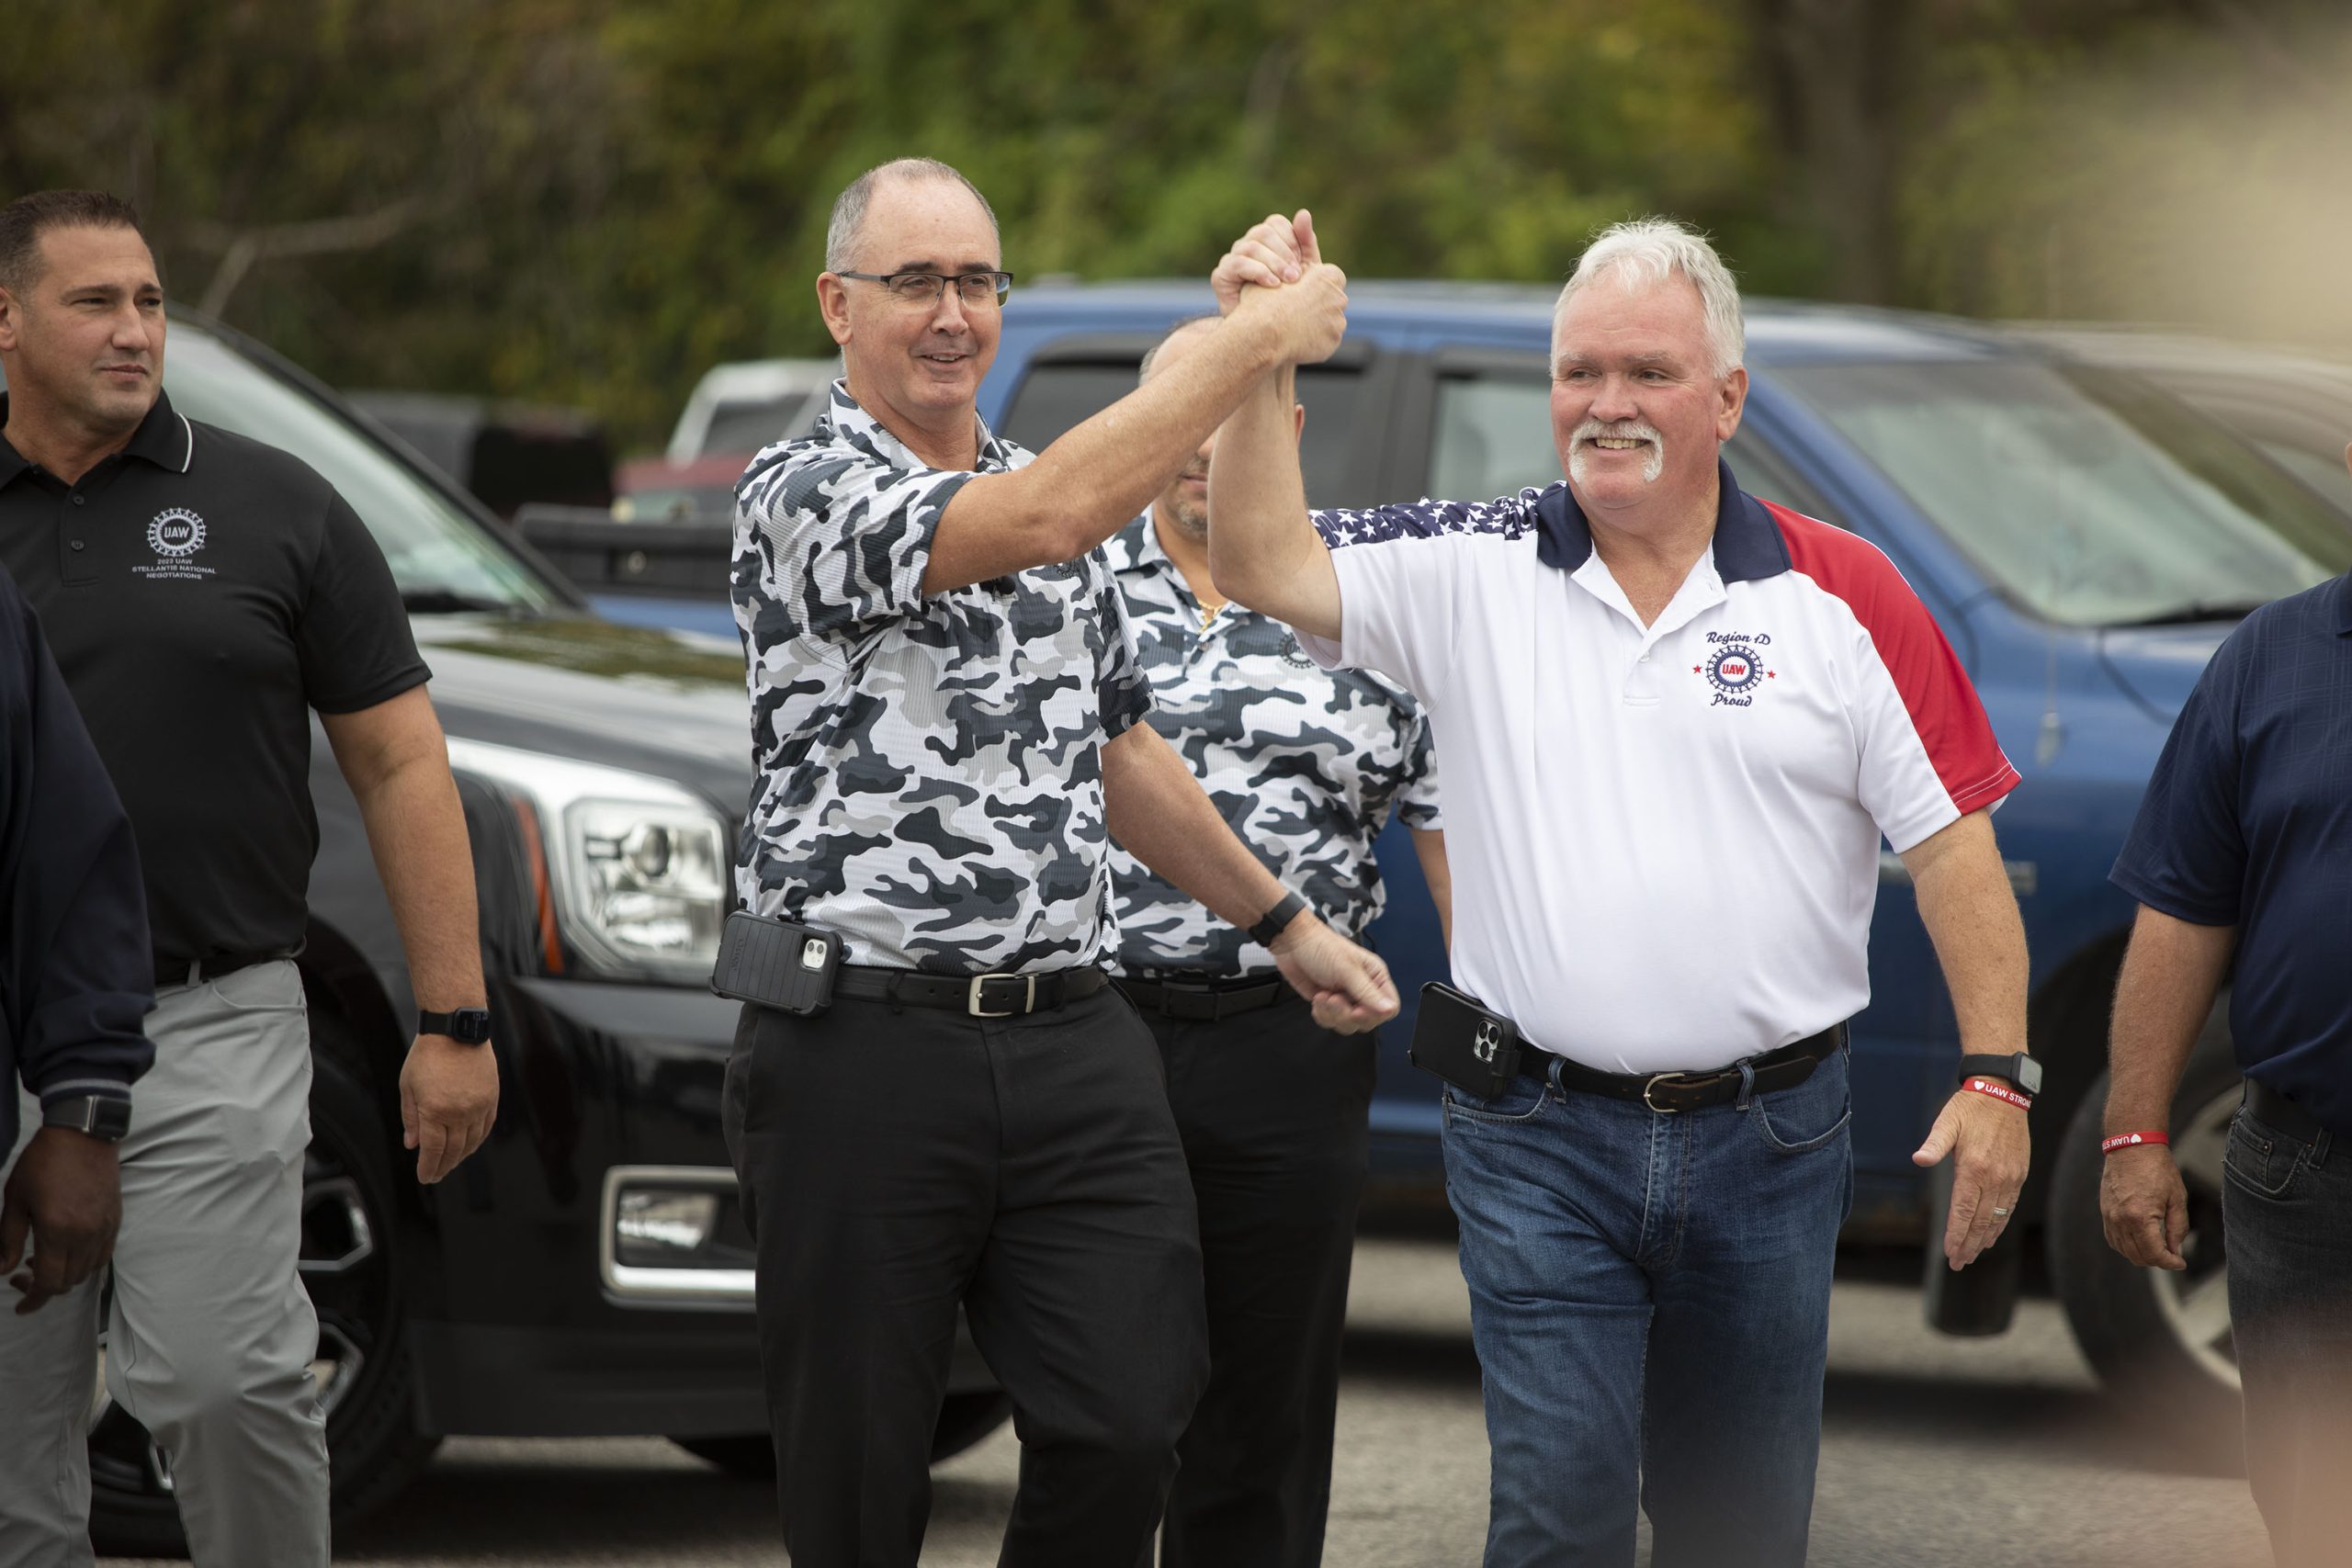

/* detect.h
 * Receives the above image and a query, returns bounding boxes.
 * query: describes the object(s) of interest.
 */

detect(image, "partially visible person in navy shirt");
[2102,440,2352,1568]
[0,563,154,1313]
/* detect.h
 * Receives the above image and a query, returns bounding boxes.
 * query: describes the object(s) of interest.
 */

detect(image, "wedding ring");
[1992,1206,2010,1215]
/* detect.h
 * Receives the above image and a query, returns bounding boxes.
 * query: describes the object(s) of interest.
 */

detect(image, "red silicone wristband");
[1962,1077,2033,1111]
[2101,1130,2171,1155]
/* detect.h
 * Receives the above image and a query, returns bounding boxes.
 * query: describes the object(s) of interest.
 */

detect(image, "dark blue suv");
[555,282,2350,1448]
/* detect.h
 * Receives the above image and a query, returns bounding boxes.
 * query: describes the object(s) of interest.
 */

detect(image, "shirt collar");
[0,389,192,483]
[1532,457,1790,583]
[1104,512,1170,577]
[819,379,1012,473]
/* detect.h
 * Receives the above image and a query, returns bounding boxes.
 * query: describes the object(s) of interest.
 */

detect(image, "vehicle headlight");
[447,738,730,984]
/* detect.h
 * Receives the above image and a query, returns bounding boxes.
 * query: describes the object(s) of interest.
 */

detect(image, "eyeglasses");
[835,269,1014,309]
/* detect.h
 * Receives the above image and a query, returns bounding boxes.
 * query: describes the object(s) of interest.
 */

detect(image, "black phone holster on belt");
[710,909,845,1016]
[1408,980,1523,1100]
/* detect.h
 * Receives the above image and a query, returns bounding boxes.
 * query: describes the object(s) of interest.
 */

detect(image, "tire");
[2046,1010,2244,1470]
[673,1390,1016,1480]
[88,1021,441,1556]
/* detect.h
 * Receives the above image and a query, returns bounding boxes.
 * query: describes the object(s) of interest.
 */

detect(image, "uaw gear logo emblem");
[1472,1019,1505,1065]
[147,507,207,558]
[1699,631,1773,708]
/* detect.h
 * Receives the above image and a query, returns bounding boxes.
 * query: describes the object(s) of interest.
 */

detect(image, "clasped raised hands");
[1213,208,1349,367]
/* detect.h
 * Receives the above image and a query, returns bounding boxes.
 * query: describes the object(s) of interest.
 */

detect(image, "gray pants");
[0,960,328,1568]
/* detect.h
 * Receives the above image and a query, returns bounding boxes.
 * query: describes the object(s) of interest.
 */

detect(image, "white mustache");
[1568,418,1665,485]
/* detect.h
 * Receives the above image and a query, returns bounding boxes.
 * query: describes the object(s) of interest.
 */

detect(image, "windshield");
[163,326,562,613]
[1778,360,2352,626]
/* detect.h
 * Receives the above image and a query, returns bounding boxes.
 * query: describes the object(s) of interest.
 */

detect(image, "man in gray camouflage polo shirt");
[720,161,1398,1568]
[1107,314,1451,1568]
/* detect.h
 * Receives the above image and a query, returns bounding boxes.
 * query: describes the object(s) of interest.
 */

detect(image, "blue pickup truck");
[539,282,2351,1443]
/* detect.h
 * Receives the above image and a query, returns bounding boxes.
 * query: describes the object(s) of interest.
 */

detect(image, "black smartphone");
[1408,981,1524,1100]
[710,909,845,1016]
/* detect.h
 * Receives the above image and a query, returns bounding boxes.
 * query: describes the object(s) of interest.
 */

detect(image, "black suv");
[28,318,1003,1554]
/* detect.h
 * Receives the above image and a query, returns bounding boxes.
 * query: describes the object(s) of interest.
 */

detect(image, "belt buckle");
[1643,1073,1690,1113]
[967,973,1035,1018]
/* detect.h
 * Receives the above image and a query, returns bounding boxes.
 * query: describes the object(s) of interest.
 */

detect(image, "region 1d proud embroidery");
[137,507,217,581]
[1696,630,1774,707]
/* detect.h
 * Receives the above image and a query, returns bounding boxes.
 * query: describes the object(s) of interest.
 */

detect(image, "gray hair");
[824,158,1000,273]
[1137,313,1220,381]
[1553,218,1745,378]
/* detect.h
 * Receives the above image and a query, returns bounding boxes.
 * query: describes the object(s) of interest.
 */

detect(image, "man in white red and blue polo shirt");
[1204,213,2034,1568]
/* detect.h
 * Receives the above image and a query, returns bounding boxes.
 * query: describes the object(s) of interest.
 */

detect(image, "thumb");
[401,1073,421,1152]
[0,1189,26,1273]
[2165,1185,2190,1258]
[1294,209,1321,266]
[1912,1102,1960,1167]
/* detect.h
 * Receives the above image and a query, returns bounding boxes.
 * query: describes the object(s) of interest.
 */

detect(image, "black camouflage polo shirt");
[1104,514,1440,976]
[730,383,1153,975]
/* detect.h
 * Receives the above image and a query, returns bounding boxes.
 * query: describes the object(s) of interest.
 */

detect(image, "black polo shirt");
[2111,571,2352,1136]
[0,390,428,970]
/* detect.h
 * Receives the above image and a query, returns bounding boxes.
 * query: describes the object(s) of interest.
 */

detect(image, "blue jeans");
[1442,1047,1853,1568]
[2223,1093,2352,1568]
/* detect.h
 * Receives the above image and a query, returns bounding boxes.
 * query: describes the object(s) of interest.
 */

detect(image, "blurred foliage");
[2,0,2345,449]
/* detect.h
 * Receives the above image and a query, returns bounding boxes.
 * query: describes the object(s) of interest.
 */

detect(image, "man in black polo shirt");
[2101,448,2352,1568]
[0,189,498,1568]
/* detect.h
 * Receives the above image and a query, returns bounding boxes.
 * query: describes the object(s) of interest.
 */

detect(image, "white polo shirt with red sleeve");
[1302,459,2019,1074]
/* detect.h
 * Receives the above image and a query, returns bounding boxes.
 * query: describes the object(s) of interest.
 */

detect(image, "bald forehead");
[851,175,999,272]
[1141,317,1220,380]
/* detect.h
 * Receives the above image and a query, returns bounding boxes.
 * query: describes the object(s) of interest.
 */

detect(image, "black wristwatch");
[43,1094,132,1143]
[1958,1053,2042,1096]
[418,1007,493,1046]
[1247,890,1310,948]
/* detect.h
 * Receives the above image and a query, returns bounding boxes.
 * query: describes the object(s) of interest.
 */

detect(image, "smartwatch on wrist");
[1247,890,1309,949]
[43,1094,132,1143]
[1957,1052,2042,1096]
[418,1007,493,1046]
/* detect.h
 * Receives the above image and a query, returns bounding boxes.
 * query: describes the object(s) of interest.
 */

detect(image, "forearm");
[2105,905,2234,1131]
[1904,811,2029,1056]
[941,316,1286,583]
[1206,367,1339,637]
[353,760,486,1011]
[1102,726,1288,932]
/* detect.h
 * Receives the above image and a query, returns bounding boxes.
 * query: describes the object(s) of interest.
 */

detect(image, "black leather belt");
[833,964,1109,1018]
[2246,1078,2333,1144]
[1114,974,1285,1021]
[1518,1023,1847,1113]
[155,953,277,988]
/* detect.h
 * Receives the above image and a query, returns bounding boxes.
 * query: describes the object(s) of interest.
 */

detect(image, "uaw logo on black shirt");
[137,507,215,582]
[1699,629,1774,707]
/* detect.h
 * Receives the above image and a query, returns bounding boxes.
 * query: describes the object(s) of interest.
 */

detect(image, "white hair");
[1552,218,1745,378]
[824,158,999,273]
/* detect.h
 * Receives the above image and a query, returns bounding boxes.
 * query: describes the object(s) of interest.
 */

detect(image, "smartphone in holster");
[710,909,844,1016]
[1409,980,1524,1100]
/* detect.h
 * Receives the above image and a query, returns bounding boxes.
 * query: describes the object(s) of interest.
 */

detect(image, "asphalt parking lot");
[104,1232,2270,1568]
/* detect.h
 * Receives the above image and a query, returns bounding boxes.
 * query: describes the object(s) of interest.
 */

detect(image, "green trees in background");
[3,0,2345,447]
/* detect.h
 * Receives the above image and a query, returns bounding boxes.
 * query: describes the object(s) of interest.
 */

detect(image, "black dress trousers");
[1130,984,1379,1568]
[723,984,1208,1568]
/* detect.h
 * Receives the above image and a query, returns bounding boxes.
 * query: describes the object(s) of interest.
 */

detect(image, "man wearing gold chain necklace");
[1102,314,1451,1568]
